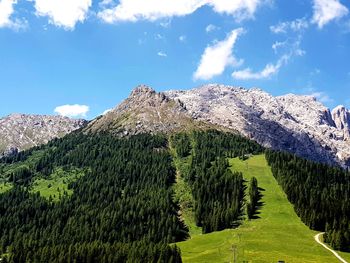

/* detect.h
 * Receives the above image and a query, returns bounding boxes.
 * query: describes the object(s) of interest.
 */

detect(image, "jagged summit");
[130,84,156,97]
[86,85,217,136]
[0,114,87,157]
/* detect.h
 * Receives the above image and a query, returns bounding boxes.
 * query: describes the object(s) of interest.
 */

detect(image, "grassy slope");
[30,168,85,201]
[170,141,202,236]
[177,154,350,262]
[0,182,13,194]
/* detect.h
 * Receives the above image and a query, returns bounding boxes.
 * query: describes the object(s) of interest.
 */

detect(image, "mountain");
[1,87,350,262]
[88,84,349,167]
[166,84,350,167]
[3,84,349,167]
[0,113,87,157]
[87,85,222,135]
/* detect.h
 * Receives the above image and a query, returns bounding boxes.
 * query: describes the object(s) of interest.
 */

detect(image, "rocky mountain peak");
[87,85,216,136]
[0,114,87,157]
[130,84,156,97]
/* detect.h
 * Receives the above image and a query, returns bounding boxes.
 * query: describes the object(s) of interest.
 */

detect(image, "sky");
[0,0,350,119]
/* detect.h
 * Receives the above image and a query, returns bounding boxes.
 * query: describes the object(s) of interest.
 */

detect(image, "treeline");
[0,133,186,262]
[172,130,264,233]
[266,150,350,251]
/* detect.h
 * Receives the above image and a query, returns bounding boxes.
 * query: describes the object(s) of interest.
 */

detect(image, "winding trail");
[314,233,348,263]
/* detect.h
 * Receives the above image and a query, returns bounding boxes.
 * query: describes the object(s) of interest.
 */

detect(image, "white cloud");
[312,0,348,28]
[194,28,244,80]
[34,0,92,30]
[272,40,287,53]
[232,54,289,80]
[98,0,263,23]
[270,18,309,34]
[157,51,167,57]
[206,24,218,33]
[179,35,186,42]
[0,0,26,30]
[54,104,89,118]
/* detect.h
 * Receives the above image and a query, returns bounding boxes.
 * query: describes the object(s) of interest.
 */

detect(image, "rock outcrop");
[332,105,350,140]
[0,114,86,157]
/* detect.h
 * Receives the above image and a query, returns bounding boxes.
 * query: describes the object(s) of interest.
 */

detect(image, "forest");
[266,150,350,251]
[171,130,264,233]
[0,133,186,262]
[1,128,349,261]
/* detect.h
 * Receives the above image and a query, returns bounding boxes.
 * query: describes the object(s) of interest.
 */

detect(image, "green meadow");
[30,167,85,201]
[0,182,13,194]
[177,154,350,262]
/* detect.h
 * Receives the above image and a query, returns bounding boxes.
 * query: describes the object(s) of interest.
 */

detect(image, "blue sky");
[0,0,349,119]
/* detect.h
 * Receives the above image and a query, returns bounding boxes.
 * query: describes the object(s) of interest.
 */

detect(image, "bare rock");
[0,114,87,157]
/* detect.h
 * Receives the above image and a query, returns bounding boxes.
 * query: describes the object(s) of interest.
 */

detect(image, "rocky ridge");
[165,84,350,167]
[0,114,86,157]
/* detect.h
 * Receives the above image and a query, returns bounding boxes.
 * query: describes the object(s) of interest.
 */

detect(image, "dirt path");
[314,233,348,263]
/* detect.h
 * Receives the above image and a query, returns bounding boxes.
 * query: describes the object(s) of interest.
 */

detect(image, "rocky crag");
[0,114,86,157]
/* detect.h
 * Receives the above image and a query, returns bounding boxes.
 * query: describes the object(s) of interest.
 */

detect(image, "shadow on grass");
[248,187,265,220]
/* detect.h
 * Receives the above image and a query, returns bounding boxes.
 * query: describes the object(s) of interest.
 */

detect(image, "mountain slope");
[177,155,348,263]
[165,84,350,167]
[0,113,86,157]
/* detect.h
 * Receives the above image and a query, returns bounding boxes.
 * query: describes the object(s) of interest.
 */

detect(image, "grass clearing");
[170,135,202,237]
[30,167,85,201]
[177,154,350,262]
[0,182,13,194]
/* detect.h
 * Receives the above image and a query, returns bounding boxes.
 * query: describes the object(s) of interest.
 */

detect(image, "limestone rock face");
[0,114,86,157]
[332,105,350,140]
[165,84,350,167]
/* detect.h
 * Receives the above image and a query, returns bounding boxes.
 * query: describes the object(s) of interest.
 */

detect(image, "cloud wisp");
[54,104,89,118]
[157,51,167,57]
[232,54,290,80]
[194,28,244,80]
[270,17,309,34]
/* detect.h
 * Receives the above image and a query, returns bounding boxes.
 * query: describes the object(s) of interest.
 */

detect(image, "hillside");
[0,128,350,261]
[177,155,350,262]
[0,113,86,157]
